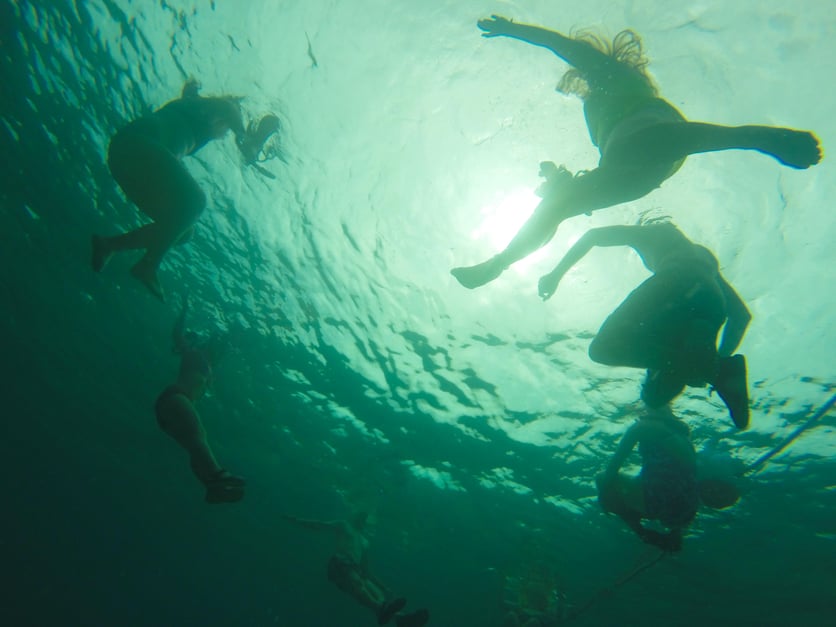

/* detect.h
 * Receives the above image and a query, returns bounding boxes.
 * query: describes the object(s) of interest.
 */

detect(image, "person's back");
[636,417,699,528]
[122,95,243,159]
[562,30,674,152]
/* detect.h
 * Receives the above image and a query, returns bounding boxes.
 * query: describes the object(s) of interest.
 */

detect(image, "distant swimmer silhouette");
[451,16,822,290]
[597,405,740,553]
[282,511,430,627]
[155,295,244,504]
[92,78,280,300]
[540,221,751,428]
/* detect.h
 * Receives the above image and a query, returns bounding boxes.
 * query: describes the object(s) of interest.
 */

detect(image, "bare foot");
[451,256,505,289]
[759,128,822,169]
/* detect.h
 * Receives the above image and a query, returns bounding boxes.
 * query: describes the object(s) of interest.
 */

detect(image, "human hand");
[477,15,516,38]
[538,271,562,301]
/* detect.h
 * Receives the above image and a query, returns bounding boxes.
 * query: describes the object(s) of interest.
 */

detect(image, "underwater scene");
[2,1,835,625]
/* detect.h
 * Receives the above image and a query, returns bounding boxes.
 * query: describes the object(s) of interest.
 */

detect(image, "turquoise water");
[2,1,834,625]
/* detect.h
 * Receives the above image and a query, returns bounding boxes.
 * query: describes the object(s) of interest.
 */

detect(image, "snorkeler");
[92,78,280,300]
[155,294,245,504]
[282,511,430,627]
[539,221,751,428]
[450,16,822,290]
[597,405,740,552]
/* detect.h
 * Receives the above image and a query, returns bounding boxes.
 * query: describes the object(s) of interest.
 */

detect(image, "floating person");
[596,405,741,553]
[451,15,822,290]
[538,220,751,428]
[155,295,245,504]
[282,511,430,627]
[92,78,280,300]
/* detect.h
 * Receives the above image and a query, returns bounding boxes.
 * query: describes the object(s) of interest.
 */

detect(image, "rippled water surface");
[2,1,834,625]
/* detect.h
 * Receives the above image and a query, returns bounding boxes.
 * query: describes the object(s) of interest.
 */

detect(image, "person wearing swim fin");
[92,78,280,300]
[597,405,740,553]
[451,15,821,290]
[154,294,244,504]
[282,511,430,627]
[539,220,751,429]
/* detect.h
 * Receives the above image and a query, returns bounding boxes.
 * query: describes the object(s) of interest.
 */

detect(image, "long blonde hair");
[557,29,657,99]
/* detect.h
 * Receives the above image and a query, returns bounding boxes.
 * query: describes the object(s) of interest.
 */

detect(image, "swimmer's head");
[182,77,201,99]
[557,29,657,99]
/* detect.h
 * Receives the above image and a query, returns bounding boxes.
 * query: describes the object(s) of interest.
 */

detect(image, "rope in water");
[561,392,834,623]
[741,392,836,476]
[563,550,666,623]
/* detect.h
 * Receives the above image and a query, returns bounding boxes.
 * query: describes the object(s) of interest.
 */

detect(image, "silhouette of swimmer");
[92,78,280,300]
[282,511,430,627]
[540,221,751,428]
[155,295,245,504]
[451,16,822,290]
[597,405,740,553]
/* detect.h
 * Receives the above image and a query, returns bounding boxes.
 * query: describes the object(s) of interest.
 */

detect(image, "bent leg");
[155,391,222,484]
[129,177,205,300]
[107,132,207,297]
[614,474,646,517]
[329,560,387,615]
[591,271,724,373]
[589,275,680,369]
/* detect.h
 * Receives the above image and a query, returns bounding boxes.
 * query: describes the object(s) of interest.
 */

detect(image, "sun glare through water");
[468,187,554,274]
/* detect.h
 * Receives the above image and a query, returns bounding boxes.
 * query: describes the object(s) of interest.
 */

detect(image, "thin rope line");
[741,392,836,476]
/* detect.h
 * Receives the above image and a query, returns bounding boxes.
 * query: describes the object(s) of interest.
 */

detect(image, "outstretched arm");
[477,15,613,75]
[538,225,640,300]
[717,277,751,357]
